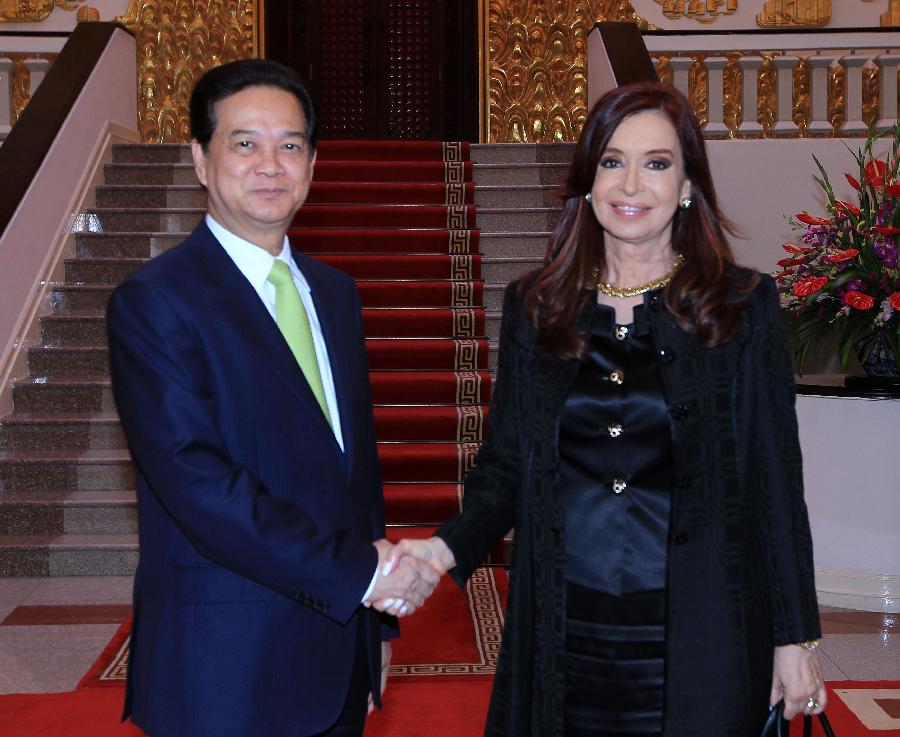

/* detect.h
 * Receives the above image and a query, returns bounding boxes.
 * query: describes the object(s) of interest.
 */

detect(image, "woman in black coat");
[382,82,826,737]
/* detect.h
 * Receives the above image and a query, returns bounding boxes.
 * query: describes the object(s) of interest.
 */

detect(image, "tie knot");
[267,259,292,287]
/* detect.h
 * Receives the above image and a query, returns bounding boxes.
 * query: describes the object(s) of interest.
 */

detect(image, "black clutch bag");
[760,700,837,737]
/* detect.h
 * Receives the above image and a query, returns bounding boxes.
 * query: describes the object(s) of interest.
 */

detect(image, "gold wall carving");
[0,0,85,22]
[756,0,831,27]
[882,0,900,25]
[487,1,654,143]
[655,1,738,23]
[6,53,57,124]
[118,0,259,143]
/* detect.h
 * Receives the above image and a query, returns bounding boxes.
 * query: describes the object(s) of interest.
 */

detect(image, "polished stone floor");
[0,576,897,696]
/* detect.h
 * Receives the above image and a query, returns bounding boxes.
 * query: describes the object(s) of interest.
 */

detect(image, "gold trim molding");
[118,0,259,143]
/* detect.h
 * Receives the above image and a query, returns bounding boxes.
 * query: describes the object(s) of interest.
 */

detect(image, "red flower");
[796,212,831,226]
[873,226,900,236]
[844,173,862,191]
[777,257,804,268]
[835,200,861,218]
[885,183,900,198]
[793,276,829,297]
[890,292,900,311]
[782,243,814,254]
[864,159,889,189]
[774,269,796,281]
[822,249,859,264]
[844,291,875,310]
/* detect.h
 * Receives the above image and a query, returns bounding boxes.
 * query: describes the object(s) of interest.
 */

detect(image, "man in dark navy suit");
[107,60,438,737]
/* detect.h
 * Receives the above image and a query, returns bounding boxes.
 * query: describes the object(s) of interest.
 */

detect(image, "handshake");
[364,537,457,617]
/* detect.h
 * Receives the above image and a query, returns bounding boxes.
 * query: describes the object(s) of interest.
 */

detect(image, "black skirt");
[564,583,666,737]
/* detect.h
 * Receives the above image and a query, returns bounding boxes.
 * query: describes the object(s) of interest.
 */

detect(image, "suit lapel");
[189,225,339,440]
[294,251,355,466]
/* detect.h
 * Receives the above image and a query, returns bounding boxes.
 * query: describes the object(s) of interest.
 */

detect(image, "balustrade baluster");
[840,54,869,136]
[0,57,14,141]
[24,58,50,98]
[772,55,799,135]
[705,56,729,136]
[875,53,900,130]
[806,55,835,135]
[738,55,763,136]
[669,56,693,98]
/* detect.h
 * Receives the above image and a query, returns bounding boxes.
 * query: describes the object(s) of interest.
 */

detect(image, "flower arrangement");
[776,123,900,376]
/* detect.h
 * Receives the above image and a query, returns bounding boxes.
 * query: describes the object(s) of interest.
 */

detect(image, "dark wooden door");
[265,0,477,141]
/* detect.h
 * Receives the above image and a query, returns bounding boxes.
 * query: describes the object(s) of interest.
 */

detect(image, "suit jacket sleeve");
[107,278,378,625]
[437,281,522,585]
[748,275,821,645]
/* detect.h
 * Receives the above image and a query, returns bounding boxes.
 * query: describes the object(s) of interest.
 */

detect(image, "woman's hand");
[770,644,827,719]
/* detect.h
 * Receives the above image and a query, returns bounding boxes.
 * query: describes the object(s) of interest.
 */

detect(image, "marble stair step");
[104,162,200,185]
[472,162,569,186]
[483,256,542,283]
[0,533,139,576]
[51,285,114,312]
[0,489,137,535]
[112,143,191,164]
[479,232,549,259]
[0,449,134,491]
[79,207,204,233]
[470,143,575,164]
[96,185,206,209]
[12,377,115,414]
[41,313,107,346]
[75,232,183,259]
[65,257,147,285]
[0,412,124,451]
[28,345,111,379]
[477,207,560,232]
[474,185,559,209]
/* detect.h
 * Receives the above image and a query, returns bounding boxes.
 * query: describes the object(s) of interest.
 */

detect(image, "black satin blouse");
[558,297,674,595]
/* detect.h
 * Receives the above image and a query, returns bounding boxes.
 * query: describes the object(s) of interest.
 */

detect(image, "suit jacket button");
[670,402,688,420]
[673,532,689,546]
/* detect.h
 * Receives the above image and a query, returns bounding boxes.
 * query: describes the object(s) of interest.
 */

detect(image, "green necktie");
[267,260,332,428]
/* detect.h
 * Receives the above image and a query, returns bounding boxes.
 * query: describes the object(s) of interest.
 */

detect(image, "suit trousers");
[316,613,370,737]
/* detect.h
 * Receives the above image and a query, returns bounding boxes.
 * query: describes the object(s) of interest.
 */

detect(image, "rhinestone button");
[609,370,625,385]
[615,325,629,341]
[608,423,623,438]
[612,479,627,495]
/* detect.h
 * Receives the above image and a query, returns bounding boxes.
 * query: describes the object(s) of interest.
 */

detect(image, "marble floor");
[0,576,897,697]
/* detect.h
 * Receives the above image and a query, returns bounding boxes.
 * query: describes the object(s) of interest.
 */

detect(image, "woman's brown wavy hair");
[521,81,758,359]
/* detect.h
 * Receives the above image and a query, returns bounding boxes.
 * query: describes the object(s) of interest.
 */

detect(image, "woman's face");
[589,110,692,253]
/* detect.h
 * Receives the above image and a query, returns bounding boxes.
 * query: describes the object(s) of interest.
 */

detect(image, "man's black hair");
[190,59,317,151]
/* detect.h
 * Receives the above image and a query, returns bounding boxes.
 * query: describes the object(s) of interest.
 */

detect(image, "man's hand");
[367,641,391,715]
[366,539,440,616]
[366,537,455,617]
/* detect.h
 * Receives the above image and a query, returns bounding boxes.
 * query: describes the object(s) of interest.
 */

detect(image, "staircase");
[0,141,572,576]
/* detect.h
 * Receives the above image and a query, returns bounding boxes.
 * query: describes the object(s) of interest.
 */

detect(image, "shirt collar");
[206,214,310,294]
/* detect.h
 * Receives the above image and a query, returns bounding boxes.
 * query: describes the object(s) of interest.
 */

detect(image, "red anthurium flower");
[864,159,889,189]
[834,200,861,218]
[822,249,859,264]
[793,276,829,297]
[890,292,900,311]
[774,269,796,281]
[844,173,862,191]
[782,243,814,254]
[873,226,900,236]
[796,212,831,226]
[885,183,900,198]
[844,291,875,310]
[777,257,804,268]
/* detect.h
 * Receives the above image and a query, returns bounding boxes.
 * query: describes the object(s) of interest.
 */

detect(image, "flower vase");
[844,332,900,392]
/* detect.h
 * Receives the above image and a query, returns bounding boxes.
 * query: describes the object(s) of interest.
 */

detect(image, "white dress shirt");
[207,215,344,451]
[207,216,380,602]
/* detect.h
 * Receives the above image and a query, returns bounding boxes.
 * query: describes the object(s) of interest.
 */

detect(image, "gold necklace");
[594,254,685,298]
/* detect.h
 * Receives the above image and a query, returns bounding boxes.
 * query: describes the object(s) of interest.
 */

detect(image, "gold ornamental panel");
[118,0,259,143]
[0,0,86,23]
[655,1,739,23]
[756,0,831,27]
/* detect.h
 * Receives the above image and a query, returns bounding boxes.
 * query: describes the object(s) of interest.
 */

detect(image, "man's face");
[191,85,315,251]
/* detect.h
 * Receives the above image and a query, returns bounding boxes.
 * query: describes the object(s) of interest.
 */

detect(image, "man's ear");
[191,140,208,188]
